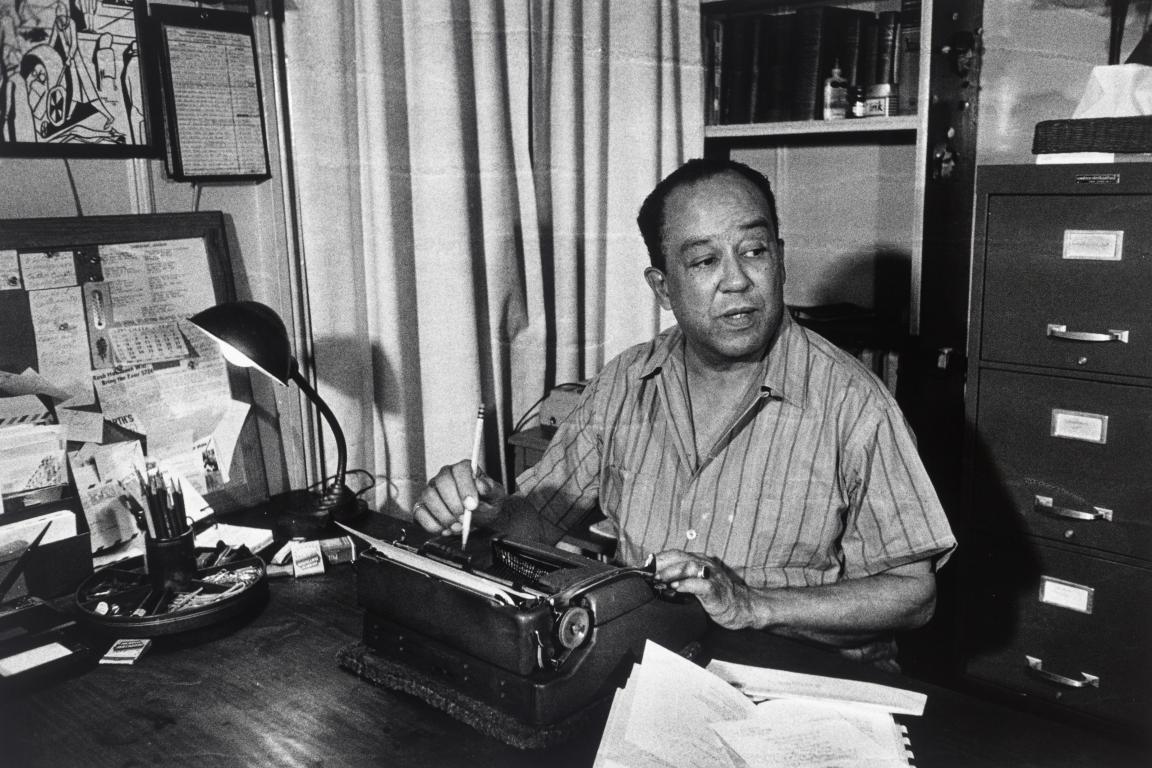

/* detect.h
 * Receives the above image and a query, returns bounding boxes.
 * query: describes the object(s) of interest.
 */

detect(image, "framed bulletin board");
[0,213,269,560]
[148,4,271,181]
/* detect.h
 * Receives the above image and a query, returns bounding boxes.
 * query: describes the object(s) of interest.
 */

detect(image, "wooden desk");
[1,556,1146,767]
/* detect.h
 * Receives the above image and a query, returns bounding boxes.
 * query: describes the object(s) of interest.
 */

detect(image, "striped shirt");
[516,315,956,591]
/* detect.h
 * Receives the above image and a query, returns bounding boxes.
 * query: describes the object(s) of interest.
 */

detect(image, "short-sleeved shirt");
[513,316,956,663]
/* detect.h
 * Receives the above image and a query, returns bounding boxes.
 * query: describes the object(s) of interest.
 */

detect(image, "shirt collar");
[637,314,809,408]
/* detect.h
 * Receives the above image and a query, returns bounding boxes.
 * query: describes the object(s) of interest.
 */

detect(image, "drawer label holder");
[1050,409,1109,444]
[1062,229,1123,261]
[1038,575,1095,614]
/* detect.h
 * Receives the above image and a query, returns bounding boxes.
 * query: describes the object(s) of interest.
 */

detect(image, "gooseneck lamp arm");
[287,361,353,515]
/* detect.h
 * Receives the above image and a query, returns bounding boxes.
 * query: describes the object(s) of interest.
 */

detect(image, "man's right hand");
[413,459,508,535]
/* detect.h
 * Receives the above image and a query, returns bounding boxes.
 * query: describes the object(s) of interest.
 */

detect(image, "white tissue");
[1072,64,1152,119]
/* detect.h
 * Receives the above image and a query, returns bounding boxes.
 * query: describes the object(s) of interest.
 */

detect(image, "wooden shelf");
[705,115,919,140]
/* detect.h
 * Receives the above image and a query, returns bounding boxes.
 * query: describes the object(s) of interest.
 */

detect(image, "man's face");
[645,171,785,369]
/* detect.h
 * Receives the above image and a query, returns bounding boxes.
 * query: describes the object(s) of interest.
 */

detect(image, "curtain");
[282,1,701,516]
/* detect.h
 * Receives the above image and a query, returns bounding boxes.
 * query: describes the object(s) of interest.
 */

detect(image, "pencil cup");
[145,528,197,591]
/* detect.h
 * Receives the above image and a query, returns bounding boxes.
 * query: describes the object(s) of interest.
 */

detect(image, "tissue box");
[1033,116,1152,154]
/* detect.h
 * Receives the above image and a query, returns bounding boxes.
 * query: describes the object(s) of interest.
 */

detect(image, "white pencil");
[463,403,485,549]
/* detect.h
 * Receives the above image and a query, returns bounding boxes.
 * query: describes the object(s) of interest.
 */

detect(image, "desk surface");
[1,552,1147,768]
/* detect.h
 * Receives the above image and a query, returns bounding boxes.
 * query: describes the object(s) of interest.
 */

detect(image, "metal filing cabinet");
[963,164,1152,732]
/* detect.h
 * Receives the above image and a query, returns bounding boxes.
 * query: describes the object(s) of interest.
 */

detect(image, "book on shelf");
[792,5,877,121]
[897,0,921,116]
[721,14,757,124]
[752,11,796,123]
[704,15,724,125]
[593,640,919,768]
[874,10,901,88]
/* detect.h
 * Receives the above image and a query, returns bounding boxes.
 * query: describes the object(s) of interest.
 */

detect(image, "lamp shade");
[188,301,294,384]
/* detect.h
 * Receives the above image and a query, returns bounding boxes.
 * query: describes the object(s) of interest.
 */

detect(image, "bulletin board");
[0,213,269,557]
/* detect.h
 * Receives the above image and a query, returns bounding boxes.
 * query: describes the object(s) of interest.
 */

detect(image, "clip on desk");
[0,529,1146,767]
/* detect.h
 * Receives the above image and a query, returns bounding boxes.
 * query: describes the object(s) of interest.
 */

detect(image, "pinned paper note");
[67,440,145,552]
[19,250,78,290]
[29,286,95,407]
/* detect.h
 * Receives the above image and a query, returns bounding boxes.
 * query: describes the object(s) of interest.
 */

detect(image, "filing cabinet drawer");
[973,369,1152,560]
[965,540,1152,728]
[980,194,1152,378]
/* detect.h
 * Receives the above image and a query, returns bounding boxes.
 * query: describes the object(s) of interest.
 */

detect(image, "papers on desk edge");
[594,640,920,768]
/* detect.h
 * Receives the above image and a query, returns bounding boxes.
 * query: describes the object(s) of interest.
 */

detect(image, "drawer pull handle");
[1026,656,1099,689]
[1033,495,1113,522]
[1046,324,1129,343]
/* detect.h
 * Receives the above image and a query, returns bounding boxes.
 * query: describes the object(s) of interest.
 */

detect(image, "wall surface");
[978,0,1151,164]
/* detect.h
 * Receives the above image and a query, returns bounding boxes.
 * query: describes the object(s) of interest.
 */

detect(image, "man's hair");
[636,158,780,271]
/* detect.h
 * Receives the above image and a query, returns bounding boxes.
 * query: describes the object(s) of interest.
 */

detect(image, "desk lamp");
[189,301,359,538]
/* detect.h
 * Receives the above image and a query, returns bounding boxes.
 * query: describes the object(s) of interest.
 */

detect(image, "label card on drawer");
[1039,576,1094,614]
[1050,409,1108,444]
[1062,230,1123,261]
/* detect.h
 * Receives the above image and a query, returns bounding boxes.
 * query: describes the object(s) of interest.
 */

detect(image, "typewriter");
[342,523,707,731]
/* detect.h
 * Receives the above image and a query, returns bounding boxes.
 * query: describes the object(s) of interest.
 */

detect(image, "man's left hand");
[654,550,761,630]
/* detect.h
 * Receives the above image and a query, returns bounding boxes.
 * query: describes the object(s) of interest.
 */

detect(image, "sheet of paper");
[712,715,907,768]
[28,286,94,406]
[0,368,73,401]
[0,509,77,552]
[594,670,680,768]
[0,424,67,495]
[19,250,77,290]
[335,523,536,606]
[145,399,248,496]
[620,641,756,768]
[705,658,927,716]
[98,239,216,324]
[195,522,272,553]
[0,250,21,289]
[56,407,106,443]
[0,394,49,426]
[68,440,146,552]
[92,364,175,436]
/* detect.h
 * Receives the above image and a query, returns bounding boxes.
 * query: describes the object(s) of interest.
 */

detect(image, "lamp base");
[270,486,367,540]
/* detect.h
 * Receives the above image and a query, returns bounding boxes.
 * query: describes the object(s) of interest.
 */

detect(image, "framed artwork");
[0,0,158,158]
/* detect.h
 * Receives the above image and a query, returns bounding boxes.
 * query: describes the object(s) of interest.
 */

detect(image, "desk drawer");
[965,540,1152,728]
[980,194,1152,378]
[973,369,1152,560]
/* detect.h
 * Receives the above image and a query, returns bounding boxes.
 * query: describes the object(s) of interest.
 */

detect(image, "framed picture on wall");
[0,0,159,158]
[149,3,271,181]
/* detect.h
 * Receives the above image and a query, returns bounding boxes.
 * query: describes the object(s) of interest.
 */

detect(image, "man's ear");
[777,239,786,283]
[644,266,672,310]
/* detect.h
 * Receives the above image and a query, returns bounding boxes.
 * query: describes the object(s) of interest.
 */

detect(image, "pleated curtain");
[282,0,701,515]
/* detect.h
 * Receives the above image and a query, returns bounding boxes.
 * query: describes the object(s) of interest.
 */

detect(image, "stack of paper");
[594,640,918,768]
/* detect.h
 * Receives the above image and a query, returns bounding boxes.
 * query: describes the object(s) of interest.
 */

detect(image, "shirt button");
[727,514,734,523]
[686,529,697,540]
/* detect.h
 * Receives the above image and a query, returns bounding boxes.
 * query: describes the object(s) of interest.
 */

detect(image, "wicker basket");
[1032,116,1152,154]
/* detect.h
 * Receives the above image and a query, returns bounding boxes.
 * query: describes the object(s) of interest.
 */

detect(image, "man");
[416,158,955,669]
